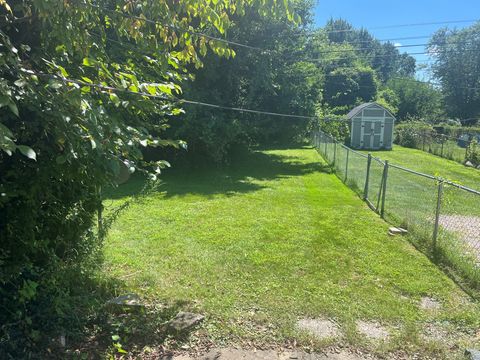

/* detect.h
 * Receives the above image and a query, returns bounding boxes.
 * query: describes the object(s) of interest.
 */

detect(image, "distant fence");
[396,129,479,165]
[313,130,480,289]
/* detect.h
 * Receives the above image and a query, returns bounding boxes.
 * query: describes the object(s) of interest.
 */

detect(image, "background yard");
[104,146,480,358]
[366,145,480,191]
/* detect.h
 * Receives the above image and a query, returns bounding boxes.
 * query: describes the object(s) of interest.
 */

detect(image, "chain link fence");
[397,129,477,165]
[313,130,480,289]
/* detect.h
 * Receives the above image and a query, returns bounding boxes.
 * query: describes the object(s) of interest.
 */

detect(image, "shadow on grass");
[36,269,200,359]
[104,146,331,201]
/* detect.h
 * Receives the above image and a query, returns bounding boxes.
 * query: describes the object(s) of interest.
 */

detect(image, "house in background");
[347,103,395,150]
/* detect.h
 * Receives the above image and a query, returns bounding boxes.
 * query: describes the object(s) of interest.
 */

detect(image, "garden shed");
[347,103,395,150]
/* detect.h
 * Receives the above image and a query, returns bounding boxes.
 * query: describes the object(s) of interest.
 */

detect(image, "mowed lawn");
[368,145,480,191]
[104,146,480,357]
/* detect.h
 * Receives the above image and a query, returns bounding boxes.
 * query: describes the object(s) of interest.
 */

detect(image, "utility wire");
[87,4,270,53]
[85,3,480,55]
[28,71,316,120]
[389,76,480,91]
[23,71,480,124]
[91,30,460,69]
[90,33,480,92]
[324,19,480,34]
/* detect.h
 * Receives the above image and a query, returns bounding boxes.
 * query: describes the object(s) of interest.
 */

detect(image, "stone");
[477,165,480,170]
[388,227,408,236]
[167,311,205,332]
[106,293,143,307]
[465,349,480,360]
[296,318,340,339]
[465,161,474,168]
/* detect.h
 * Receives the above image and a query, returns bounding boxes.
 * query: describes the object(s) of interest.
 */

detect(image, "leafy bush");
[394,121,434,148]
[0,0,295,356]
[434,124,480,139]
[466,139,480,166]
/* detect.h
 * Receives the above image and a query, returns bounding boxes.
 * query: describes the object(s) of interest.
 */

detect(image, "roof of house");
[346,102,395,119]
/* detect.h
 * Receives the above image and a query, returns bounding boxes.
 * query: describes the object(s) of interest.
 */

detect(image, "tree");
[322,66,378,108]
[166,0,319,164]
[387,78,443,120]
[322,19,416,83]
[0,0,295,353]
[429,22,480,121]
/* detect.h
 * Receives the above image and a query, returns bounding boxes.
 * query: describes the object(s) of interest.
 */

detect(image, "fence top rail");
[444,181,480,195]
[371,156,385,166]
[315,130,480,195]
[348,148,369,159]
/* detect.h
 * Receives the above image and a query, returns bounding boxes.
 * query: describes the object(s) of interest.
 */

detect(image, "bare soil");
[296,318,341,340]
[170,348,377,360]
[356,321,389,340]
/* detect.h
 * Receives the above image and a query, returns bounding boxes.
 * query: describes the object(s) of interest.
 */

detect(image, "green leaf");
[17,145,36,161]
[111,335,120,341]
[0,123,13,137]
[56,65,69,78]
[0,95,9,107]
[82,58,96,67]
[14,79,27,88]
[56,155,67,164]
[8,102,19,117]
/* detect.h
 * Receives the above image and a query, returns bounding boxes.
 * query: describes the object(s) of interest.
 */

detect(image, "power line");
[323,19,480,34]
[301,46,480,64]
[87,4,271,53]
[389,76,480,91]
[27,71,316,120]
[86,3,480,56]
[84,33,480,92]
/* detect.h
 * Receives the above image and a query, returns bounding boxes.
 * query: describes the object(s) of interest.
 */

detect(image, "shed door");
[361,119,384,149]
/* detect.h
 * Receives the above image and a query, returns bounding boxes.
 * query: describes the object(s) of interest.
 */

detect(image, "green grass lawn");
[367,145,480,191]
[103,146,480,357]
[320,143,480,290]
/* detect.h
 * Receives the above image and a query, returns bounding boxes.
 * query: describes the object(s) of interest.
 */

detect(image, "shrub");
[466,139,480,166]
[394,121,433,148]
[0,0,295,356]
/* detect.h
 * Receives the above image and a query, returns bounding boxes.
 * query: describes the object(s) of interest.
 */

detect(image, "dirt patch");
[356,321,389,340]
[419,297,441,311]
[172,348,376,359]
[296,318,341,340]
[421,322,477,345]
[438,215,480,260]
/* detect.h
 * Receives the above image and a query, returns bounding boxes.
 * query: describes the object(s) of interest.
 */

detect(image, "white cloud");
[394,42,402,47]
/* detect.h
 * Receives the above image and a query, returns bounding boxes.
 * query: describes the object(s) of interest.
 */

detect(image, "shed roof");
[346,102,395,119]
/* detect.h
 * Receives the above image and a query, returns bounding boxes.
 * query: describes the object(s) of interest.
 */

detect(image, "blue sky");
[313,0,480,79]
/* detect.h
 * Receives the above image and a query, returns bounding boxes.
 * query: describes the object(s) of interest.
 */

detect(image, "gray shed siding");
[351,118,362,148]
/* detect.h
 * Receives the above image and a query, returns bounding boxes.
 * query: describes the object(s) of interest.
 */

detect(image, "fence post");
[440,136,444,158]
[333,139,337,166]
[465,139,470,162]
[345,147,350,182]
[97,185,103,238]
[364,153,372,200]
[324,136,328,156]
[380,160,389,218]
[422,130,426,152]
[433,180,444,254]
